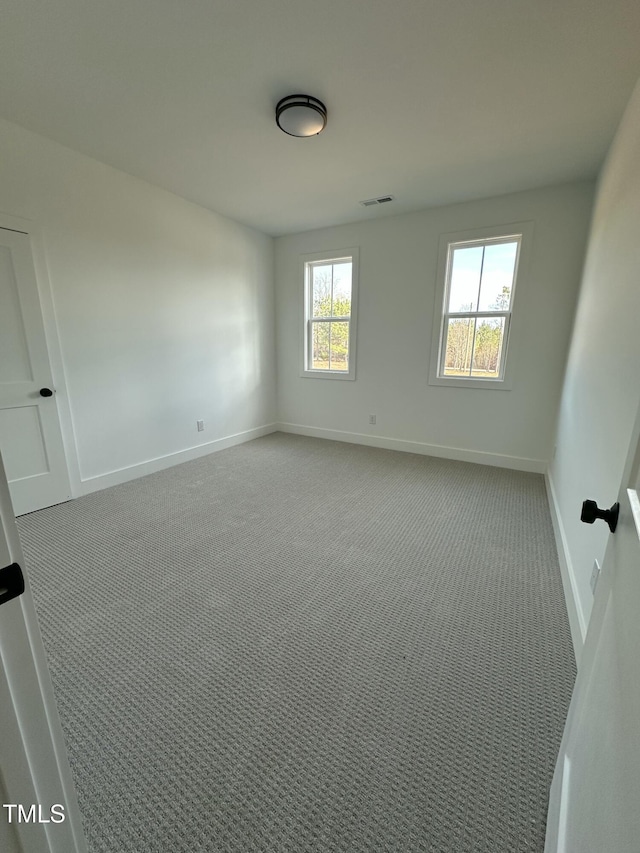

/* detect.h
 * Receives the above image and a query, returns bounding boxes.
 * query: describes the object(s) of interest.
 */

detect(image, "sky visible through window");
[448,241,517,313]
[312,262,351,316]
[443,240,518,379]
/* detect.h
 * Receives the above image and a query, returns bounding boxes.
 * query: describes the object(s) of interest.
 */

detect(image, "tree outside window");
[302,251,358,380]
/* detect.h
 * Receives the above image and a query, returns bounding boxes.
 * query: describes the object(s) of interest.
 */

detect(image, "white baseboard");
[79,423,278,495]
[545,470,586,661]
[277,422,547,473]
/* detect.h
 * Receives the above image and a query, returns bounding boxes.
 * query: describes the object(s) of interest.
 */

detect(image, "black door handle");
[39,388,54,397]
[580,500,619,533]
[0,563,25,606]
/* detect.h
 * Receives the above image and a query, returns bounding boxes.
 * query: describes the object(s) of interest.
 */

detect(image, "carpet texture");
[17,433,576,852]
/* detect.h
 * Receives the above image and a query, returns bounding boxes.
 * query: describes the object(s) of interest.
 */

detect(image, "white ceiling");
[1,0,639,236]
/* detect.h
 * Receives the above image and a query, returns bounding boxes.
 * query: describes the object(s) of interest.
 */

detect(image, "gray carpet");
[17,433,575,853]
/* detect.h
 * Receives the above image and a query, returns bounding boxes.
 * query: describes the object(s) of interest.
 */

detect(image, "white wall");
[276,183,593,471]
[548,79,640,647]
[0,118,276,490]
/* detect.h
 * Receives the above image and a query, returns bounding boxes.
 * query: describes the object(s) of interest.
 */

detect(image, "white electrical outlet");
[197,419,205,432]
[590,559,601,594]
[368,414,376,425]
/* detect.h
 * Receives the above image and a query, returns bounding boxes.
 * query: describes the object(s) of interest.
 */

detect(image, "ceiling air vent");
[359,195,395,207]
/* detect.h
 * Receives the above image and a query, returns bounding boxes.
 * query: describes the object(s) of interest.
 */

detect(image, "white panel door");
[545,405,640,852]
[0,450,86,852]
[0,227,70,516]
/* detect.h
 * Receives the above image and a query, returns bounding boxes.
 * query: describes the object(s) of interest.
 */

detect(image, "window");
[429,223,532,390]
[301,249,359,379]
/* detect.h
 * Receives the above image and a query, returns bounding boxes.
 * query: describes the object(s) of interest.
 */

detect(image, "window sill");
[301,369,355,381]
[428,374,513,391]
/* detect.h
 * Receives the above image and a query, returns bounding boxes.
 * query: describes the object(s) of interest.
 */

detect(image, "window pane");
[443,317,474,376]
[310,321,350,371]
[331,262,352,316]
[311,262,352,318]
[470,317,505,378]
[311,265,332,317]
[477,242,518,311]
[311,321,330,369]
[448,246,483,313]
[328,321,349,371]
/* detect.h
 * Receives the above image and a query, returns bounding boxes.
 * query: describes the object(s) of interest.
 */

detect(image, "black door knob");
[39,388,54,397]
[580,499,619,533]
[0,562,25,607]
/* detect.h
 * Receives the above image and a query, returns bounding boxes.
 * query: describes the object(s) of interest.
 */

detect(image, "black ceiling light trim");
[275,94,327,138]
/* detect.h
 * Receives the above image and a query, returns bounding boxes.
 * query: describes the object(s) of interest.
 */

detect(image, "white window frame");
[300,248,359,380]
[428,222,533,391]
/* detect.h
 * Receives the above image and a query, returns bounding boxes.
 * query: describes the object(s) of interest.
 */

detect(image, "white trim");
[79,423,278,494]
[300,248,359,381]
[32,227,83,497]
[277,422,546,473]
[545,470,587,661]
[628,488,640,540]
[556,755,572,853]
[428,221,534,391]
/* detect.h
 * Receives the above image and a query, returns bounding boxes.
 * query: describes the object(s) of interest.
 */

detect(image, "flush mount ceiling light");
[276,94,327,137]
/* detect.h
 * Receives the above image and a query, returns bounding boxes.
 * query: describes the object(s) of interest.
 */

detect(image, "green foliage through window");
[441,237,519,381]
[307,260,353,372]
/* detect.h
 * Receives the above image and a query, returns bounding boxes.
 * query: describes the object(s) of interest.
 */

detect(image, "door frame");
[0,210,81,503]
